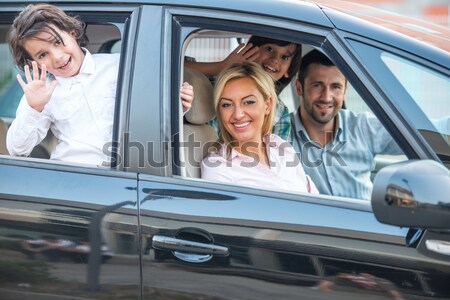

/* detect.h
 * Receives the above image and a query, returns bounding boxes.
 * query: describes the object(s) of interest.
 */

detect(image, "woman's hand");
[16,61,57,112]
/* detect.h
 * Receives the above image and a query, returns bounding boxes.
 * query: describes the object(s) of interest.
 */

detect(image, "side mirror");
[371,159,450,229]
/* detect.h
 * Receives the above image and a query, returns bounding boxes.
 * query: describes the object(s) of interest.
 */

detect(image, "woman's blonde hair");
[213,62,278,156]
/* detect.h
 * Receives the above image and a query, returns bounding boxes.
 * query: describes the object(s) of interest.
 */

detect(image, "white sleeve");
[6,96,51,157]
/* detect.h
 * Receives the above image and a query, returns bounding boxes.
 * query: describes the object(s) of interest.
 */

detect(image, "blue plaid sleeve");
[272,101,291,140]
[209,117,219,133]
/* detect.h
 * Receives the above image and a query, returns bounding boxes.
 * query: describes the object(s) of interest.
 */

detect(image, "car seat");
[183,68,218,178]
[0,118,8,155]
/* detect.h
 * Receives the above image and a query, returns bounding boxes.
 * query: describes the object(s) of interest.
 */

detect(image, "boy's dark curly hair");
[7,3,88,70]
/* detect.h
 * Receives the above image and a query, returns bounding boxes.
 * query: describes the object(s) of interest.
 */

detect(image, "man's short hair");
[297,49,335,87]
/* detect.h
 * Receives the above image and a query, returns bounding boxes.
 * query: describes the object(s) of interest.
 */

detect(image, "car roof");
[2,0,332,28]
[4,0,449,66]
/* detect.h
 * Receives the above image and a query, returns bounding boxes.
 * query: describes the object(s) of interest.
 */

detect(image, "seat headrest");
[183,67,215,125]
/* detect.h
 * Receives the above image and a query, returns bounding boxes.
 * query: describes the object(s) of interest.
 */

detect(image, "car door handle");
[426,239,450,256]
[152,235,229,256]
[152,235,229,263]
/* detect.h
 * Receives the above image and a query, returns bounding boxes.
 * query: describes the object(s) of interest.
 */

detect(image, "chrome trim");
[426,239,450,256]
[152,235,229,257]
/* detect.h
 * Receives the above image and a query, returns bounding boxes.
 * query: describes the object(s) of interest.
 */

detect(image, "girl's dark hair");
[7,4,88,70]
[248,36,302,94]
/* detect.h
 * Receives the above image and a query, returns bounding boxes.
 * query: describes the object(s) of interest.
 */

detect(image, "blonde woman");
[201,62,318,194]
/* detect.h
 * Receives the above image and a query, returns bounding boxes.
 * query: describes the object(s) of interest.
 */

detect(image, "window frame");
[167,8,415,203]
[0,6,136,173]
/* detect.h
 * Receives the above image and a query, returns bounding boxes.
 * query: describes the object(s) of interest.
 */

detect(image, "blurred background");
[345,0,449,27]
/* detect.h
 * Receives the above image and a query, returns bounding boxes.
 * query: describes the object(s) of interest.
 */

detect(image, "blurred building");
[346,0,449,26]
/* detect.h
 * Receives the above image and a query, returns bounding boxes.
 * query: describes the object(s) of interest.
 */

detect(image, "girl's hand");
[222,43,260,68]
[180,82,194,112]
[16,61,57,112]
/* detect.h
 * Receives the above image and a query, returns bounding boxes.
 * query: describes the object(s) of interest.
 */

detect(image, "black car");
[0,0,449,299]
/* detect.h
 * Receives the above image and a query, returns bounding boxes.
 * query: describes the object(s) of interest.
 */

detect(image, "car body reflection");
[20,236,113,263]
[0,195,139,298]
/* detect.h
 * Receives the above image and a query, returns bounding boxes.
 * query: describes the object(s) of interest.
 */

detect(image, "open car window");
[176,26,407,201]
[0,21,122,162]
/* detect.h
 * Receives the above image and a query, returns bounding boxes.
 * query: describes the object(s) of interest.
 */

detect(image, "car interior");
[182,67,217,178]
[0,117,7,155]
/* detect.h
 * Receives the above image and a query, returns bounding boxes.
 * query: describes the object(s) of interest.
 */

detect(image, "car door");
[0,4,142,299]
[0,159,140,298]
[139,176,447,299]
[135,3,450,299]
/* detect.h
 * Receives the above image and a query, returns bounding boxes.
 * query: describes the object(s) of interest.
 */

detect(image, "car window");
[0,21,122,163]
[381,53,450,138]
[177,27,408,201]
[347,40,450,164]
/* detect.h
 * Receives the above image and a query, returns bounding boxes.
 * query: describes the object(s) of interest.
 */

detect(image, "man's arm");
[362,113,403,156]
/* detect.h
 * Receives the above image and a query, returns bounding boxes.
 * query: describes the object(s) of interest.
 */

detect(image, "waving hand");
[16,61,58,112]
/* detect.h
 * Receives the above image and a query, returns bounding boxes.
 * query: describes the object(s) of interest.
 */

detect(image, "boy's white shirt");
[6,49,120,166]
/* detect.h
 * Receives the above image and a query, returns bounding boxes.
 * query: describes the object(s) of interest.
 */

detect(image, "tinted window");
[381,53,450,138]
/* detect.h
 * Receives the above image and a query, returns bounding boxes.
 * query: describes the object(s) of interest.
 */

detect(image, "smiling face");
[23,26,85,77]
[218,77,272,147]
[297,63,347,127]
[253,43,297,81]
